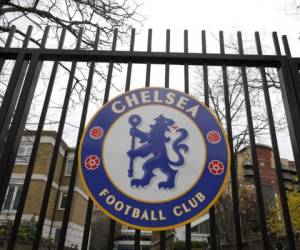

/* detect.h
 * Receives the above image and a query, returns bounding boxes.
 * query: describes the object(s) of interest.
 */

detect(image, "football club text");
[99,188,206,220]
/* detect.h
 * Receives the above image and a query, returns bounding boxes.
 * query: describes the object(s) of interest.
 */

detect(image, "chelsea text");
[111,90,200,118]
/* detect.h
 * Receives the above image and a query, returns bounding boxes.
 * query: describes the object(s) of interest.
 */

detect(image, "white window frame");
[58,192,68,210]
[64,158,74,177]
[1,183,23,213]
[15,142,33,164]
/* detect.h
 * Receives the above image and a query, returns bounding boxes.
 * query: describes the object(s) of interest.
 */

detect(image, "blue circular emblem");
[79,87,230,231]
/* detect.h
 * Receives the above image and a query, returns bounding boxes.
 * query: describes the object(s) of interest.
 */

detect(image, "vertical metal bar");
[104,29,119,249]
[165,29,170,88]
[132,31,139,249]
[183,29,192,250]
[272,32,281,56]
[208,209,217,249]
[81,199,93,250]
[202,30,208,106]
[145,29,152,87]
[125,29,135,92]
[82,29,119,250]
[78,29,100,250]
[134,29,154,250]
[282,36,300,114]
[278,59,300,189]
[0,52,41,206]
[0,26,32,156]
[134,28,153,250]
[6,26,53,250]
[255,32,295,250]
[107,220,116,249]
[202,30,209,105]
[281,36,300,184]
[32,28,83,250]
[185,224,191,250]
[134,229,141,250]
[219,31,243,250]
[0,26,48,206]
[49,151,67,239]
[57,28,100,249]
[237,31,269,250]
[103,29,118,103]
[202,29,217,250]
[0,25,16,74]
[274,33,300,190]
[158,29,170,250]
[160,231,166,250]
[184,30,189,93]
[282,36,291,57]
[1,25,16,47]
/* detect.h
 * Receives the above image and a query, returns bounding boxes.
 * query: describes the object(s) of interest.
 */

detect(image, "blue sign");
[78,87,230,231]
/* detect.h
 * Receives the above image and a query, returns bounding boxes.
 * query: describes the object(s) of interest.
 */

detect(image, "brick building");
[237,144,299,207]
[0,131,88,248]
[3,133,297,249]
[191,144,299,244]
[1,130,153,250]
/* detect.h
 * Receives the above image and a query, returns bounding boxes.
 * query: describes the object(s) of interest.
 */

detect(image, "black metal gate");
[0,26,300,250]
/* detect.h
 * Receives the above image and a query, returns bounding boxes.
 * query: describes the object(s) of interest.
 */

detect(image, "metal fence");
[0,25,300,250]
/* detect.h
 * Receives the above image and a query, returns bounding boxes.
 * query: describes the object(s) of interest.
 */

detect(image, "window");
[15,143,33,164]
[65,158,74,176]
[192,224,200,232]
[118,247,134,250]
[198,219,210,234]
[2,184,23,212]
[58,192,68,210]
[54,228,61,244]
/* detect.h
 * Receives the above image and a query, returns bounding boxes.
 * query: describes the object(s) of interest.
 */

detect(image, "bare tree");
[215,183,262,247]
[0,0,141,48]
[190,37,289,248]
[0,0,142,140]
[284,0,300,15]
[191,38,287,153]
[0,0,142,104]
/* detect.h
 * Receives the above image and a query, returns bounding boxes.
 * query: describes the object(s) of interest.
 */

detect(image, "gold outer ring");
[78,87,231,231]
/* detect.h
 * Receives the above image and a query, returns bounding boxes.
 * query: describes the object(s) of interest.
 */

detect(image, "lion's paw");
[158,182,175,189]
[131,179,149,188]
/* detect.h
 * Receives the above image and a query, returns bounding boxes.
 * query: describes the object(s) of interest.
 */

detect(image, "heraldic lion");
[127,114,189,189]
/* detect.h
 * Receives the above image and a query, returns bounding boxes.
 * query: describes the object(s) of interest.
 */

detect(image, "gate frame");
[0,26,300,250]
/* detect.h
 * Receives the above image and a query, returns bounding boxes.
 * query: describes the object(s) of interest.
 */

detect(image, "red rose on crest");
[208,160,224,175]
[85,155,100,170]
[90,127,104,140]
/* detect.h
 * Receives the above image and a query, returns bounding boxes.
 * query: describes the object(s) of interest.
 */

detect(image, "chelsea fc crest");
[79,87,230,231]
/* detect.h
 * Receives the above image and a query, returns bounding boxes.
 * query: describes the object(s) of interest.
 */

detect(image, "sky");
[132,0,300,55]
[129,0,300,232]
[125,0,300,160]
[5,0,298,160]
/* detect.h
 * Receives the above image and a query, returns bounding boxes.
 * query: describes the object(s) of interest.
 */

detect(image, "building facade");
[1,130,153,250]
[89,209,152,250]
[2,135,298,249]
[115,226,152,250]
[0,131,88,249]
[192,144,299,246]
[237,144,299,208]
